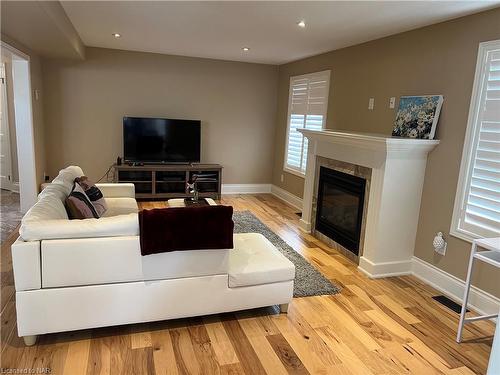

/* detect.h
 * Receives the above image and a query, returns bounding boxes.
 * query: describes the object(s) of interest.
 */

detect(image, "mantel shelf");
[298,129,440,153]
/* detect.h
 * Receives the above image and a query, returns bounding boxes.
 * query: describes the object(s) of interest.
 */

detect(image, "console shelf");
[113,164,222,200]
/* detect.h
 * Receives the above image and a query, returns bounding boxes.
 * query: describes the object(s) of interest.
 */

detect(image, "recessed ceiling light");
[112,33,121,38]
[298,20,306,28]
[242,47,250,51]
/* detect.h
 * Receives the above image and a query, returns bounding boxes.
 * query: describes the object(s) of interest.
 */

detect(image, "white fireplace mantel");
[298,129,439,278]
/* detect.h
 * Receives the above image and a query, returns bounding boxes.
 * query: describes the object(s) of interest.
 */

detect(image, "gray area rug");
[0,189,22,244]
[233,211,341,298]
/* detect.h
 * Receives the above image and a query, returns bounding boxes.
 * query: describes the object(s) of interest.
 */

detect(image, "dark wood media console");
[113,164,222,200]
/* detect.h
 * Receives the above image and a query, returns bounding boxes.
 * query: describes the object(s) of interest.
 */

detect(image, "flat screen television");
[123,117,201,163]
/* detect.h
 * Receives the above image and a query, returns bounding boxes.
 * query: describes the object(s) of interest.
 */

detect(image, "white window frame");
[283,70,330,178]
[451,39,500,243]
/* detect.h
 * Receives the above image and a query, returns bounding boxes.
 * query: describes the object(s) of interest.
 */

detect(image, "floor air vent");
[432,295,468,314]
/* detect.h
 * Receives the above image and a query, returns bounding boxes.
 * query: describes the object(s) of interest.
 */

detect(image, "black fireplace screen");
[315,167,366,255]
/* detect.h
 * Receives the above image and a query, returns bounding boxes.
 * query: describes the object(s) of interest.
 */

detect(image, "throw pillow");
[75,176,107,217]
[65,182,99,219]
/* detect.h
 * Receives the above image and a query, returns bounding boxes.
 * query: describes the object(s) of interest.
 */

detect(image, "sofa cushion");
[19,213,139,241]
[103,198,139,217]
[96,183,135,199]
[41,236,230,288]
[51,166,84,196]
[228,233,295,287]
[19,166,140,241]
[38,183,68,202]
[22,194,69,224]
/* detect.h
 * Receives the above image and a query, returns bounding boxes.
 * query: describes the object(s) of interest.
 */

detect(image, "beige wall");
[272,8,500,296]
[1,34,46,187]
[42,47,278,184]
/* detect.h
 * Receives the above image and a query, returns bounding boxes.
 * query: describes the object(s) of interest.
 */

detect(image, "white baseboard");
[412,256,500,316]
[357,256,499,315]
[270,185,303,210]
[223,183,304,209]
[221,184,272,194]
[358,256,413,279]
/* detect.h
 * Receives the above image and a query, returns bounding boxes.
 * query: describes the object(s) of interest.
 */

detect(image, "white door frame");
[1,42,37,213]
[0,62,15,191]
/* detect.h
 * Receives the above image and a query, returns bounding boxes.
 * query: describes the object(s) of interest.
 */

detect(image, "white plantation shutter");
[452,40,500,240]
[284,71,330,175]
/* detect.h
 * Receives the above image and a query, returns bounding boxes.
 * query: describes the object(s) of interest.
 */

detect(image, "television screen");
[123,117,201,163]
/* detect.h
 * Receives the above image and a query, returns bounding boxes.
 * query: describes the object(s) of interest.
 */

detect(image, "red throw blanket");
[139,205,234,256]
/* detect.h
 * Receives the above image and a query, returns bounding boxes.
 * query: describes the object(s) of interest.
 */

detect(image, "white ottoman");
[229,233,295,312]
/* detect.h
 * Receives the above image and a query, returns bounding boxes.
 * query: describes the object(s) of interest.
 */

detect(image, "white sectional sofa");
[12,166,295,346]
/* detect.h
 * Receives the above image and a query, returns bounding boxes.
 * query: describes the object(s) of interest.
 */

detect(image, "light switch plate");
[368,98,374,110]
[389,97,396,109]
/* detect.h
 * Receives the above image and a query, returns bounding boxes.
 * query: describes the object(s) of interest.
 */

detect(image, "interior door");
[0,62,14,191]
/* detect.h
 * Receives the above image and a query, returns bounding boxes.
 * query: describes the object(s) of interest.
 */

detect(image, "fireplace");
[298,129,439,277]
[315,167,366,255]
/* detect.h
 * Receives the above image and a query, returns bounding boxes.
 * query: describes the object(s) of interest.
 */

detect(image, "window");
[451,40,500,241]
[284,70,330,176]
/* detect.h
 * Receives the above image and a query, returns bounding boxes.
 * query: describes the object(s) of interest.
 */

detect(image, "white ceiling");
[62,1,500,65]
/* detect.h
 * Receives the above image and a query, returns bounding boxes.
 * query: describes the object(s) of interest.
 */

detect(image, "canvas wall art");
[392,95,444,139]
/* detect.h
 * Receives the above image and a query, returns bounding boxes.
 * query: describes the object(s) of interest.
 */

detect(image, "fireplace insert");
[315,167,366,255]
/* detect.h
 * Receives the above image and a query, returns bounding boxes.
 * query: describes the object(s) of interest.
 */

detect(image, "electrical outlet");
[280,174,284,182]
[389,97,396,109]
[44,173,50,182]
[368,98,374,110]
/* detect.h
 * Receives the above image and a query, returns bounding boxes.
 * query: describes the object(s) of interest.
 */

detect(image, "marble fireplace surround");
[298,129,439,278]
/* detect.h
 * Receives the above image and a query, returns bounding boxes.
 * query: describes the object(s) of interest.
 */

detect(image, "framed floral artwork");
[392,95,444,139]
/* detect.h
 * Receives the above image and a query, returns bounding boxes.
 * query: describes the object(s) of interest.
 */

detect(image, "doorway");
[1,59,18,192]
[1,42,37,215]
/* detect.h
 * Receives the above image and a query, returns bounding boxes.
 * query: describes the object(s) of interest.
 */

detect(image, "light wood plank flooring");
[0,194,495,374]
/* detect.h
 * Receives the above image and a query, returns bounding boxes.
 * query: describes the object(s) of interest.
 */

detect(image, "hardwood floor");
[0,194,495,374]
